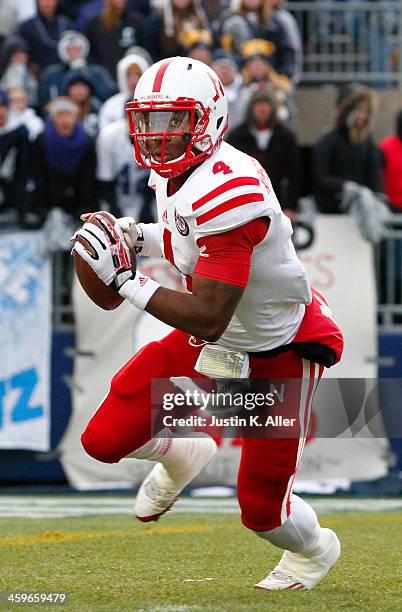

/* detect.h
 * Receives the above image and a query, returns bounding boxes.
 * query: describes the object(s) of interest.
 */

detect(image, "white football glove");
[72,215,134,289]
[116,216,144,254]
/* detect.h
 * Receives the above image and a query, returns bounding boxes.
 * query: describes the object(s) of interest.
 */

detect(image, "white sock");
[255,494,321,555]
[125,430,172,461]
[125,431,201,481]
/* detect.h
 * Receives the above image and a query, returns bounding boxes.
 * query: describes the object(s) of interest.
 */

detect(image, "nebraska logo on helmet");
[125,57,228,179]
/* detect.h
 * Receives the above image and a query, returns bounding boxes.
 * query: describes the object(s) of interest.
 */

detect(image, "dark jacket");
[0,124,30,222]
[313,129,383,213]
[313,86,383,213]
[85,10,144,80]
[18,13,71,71]
[227,121,301,211]
[32,132,97,221]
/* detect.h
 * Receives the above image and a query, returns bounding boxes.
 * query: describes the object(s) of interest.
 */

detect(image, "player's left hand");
[71,217,135,290]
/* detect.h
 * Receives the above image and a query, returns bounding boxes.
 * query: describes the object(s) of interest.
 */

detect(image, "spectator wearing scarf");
[32,97,97,223]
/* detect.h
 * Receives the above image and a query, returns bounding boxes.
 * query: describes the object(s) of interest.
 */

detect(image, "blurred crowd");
[0,0,401,232]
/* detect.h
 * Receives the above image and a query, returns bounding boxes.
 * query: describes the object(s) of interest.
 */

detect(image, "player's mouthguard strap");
[118,271,160,310]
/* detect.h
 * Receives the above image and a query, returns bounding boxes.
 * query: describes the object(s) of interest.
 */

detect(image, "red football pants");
[81,329,322,532]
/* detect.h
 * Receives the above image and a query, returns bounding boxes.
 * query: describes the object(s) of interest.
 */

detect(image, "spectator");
[85,0,145,81]
[227,87,301,213]
[379,110,402,213]
[211,53,243,133]
[62,70,100,137]
[218,0,295,82]
[0,36,38,107]
[96,117,155,221]
[237,46,293,124]
[145,0,209,62]
[0,89,30,226]
[98,52,149,131]
[186,33,214,66]
[8,86,44,141]
[32,96,97,222]
[38,30,116,109]
[313,85,383,214]
[18,0,71,73]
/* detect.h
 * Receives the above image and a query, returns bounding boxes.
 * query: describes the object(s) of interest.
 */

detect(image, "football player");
[73,57,344,592]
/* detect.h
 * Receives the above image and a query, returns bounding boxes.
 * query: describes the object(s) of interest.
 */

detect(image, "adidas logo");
[139,276,148,287]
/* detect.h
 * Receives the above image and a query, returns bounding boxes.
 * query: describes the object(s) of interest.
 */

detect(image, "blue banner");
[0,231,51,450]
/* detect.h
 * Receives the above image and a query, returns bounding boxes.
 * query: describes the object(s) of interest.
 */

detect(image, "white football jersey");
[97,119,150,218]
[147,141,312,352]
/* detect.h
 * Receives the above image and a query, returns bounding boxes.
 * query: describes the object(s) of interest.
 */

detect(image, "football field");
[0,496,400,612]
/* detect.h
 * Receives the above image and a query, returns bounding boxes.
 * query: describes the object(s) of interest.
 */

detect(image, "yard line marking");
[0,497,401,518]
[0,524,221,547]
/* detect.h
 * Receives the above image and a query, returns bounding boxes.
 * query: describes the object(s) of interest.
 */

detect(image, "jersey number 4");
[213,161,233,176]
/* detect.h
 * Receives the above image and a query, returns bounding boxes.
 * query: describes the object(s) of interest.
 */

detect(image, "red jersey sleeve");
[194,217,269,287]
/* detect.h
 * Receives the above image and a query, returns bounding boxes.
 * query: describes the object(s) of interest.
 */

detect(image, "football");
[73,211,136,310]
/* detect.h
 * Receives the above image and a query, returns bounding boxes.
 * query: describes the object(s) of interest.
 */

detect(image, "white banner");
[300,214,377,378]
[297,215,388,483]
[61,220,389,489]
[0,231,52,451]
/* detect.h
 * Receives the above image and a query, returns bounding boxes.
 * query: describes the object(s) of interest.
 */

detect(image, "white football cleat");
[135,433,217,522]
[255,528,341,591]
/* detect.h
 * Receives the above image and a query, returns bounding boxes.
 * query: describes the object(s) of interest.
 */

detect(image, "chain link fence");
[288,1,402,87]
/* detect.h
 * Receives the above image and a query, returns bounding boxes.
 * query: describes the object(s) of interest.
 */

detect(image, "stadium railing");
[376,215,402,330]
[287,1,402,87]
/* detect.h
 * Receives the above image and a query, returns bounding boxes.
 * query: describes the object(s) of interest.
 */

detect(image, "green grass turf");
[0,510,400,611]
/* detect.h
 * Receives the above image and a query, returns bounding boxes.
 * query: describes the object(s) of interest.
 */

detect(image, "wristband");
[118,271,161,310]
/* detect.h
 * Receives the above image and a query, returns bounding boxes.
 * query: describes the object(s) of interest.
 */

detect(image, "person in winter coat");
[38,30,116,108]
[0,36,38,106]
[313,85,383,214]
[227,87,301,213]
[62,70,101,137]
[32,96,97,222]
[7,86,44,142]
[98,52,149,131]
